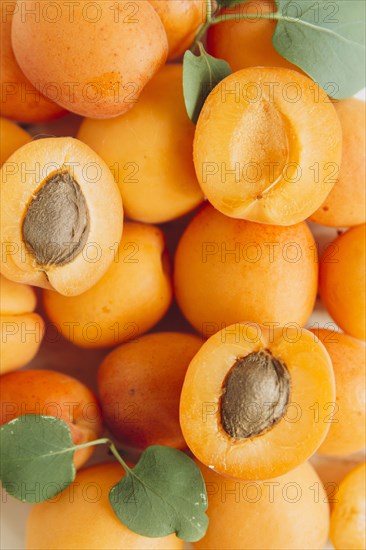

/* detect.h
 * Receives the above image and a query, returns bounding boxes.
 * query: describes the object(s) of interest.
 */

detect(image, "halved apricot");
[330,463,366,550]
[319,225,366,340]
[310,329,366,456]
[174,204,318,336]
[180,323,335,480]
[193,67,342,225]
[0,118,31,166]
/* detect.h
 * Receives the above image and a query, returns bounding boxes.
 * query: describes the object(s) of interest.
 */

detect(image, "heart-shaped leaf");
[183,44,232,123]
[273,0,366,98]
[0,415,76,503]
[109,446,208,542]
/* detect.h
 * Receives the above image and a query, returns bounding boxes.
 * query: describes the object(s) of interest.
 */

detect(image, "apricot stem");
[71,438,131,472]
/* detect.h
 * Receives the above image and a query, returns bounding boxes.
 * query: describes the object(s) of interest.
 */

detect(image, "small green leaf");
[216,0,247,7]
[273,0,366,98]
[0,415,76,503]
[109,446,208,542]
[183,45,232,124]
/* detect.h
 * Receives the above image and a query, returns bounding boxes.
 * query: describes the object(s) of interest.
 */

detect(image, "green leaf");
[183,45,232,124]
[216,0,247,7]
[273,0,366,98]
[0,415,76,503]
[109,446,208,542]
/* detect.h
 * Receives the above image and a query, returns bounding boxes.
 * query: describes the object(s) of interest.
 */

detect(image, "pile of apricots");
[0,1,365,549]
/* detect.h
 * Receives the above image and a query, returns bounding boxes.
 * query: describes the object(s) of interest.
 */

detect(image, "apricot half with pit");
[180,323,335,480]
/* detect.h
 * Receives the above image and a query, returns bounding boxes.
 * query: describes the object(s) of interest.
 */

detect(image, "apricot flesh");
[174,204,318,336]
[180,323,335,480]
[0,369,102,468]
[0,118,31,166]
[330,463,366,550]
[310,329,366,456]
[0,274,44,374]
[207,0,299,73]
[77,65,204,223]
[194,460,329,550]
[193,67,342,225]
[11,1,168,118]
[310,98,366,227]
[98,332,203,449]
[319,225,366,340]
[43,223,172,348]
[26,463,184,549]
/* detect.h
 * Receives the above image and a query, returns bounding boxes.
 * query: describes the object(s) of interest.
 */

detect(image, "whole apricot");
[310,329,366,456]
[0,0,65,122]
[0,117,31,166]
[27,463,183,550]
[0,137,123,296]
[11,0,168,118]
[77,65,204,223]
[0,369,102,468]
[0,274,44,374]
[193,67,342,225]
[194,461,329,550]
[311,99,366,227]
[43,223,172,348]
[98,332,203,449]
[330,463,366,550]
[180,322,335,480]
[319,225,366,340]
[207,0,298,73]
[174,204,318,337]
[150,0,206,59]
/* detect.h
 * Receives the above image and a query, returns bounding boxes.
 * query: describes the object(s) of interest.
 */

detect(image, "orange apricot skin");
[193,67,342,226]
[77,65,204,223]
[319,225,366,341]
[26,463,184,550]
[98,332,203,449]
[194,461,329,550]
[0,369,102,469]
[0,118,31,166]
[207,0,299,73]
[310,329,366,456]
[149,0,206,59]
[11,1,168,118]
[0,275,44,374]
[0,0,65,122]
[43,223,172,348]
[310,99,366,227]
[330,463,366,550]
[180,323,335,480]
[174,204,318,336]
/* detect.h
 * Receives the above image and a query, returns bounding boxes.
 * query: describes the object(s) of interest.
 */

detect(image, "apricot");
[0,137,123,296]
[310,329,366,456]
[0,274,44,374]
[310,99,366,227]
[319,225,366,340]
[207,0,298,73]
[0,369,102,468]
[43,223,172,349]
[98,332,203,449]
[27,462,183,550]
[180,323,335,480]
[194,460,329,550]
[330,463,366,550]
[0,0,65,122]
[193,67,342,225]
[174,204,317,336]
[11,0,168,118]
[150,0,206,59]
[78,64,203,223]
[0,117,31,166]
